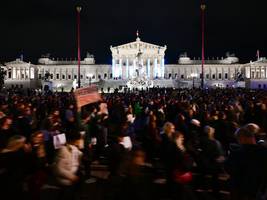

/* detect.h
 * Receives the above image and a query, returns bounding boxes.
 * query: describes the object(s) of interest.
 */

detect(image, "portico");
[110,35,167,80]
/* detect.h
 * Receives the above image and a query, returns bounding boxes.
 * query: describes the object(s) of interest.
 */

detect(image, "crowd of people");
[1,87,267,200]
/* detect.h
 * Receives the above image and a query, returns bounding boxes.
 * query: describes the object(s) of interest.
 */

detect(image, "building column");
[119,58,122,79]
[161,58,165,78]
[133,58,136,77]
[147,59,150,79]
[12,67,16,80]
[154,58,158,78]
[126,58,129,79]
[112,59,115,79]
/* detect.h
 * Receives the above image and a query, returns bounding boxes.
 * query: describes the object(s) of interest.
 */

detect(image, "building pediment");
[5,59,31,66]
[110,37,167,57]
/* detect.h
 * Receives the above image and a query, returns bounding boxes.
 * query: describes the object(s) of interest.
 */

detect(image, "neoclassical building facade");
[2,36,267,90]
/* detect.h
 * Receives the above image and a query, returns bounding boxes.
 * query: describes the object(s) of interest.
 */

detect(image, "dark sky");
[0,0,267,64]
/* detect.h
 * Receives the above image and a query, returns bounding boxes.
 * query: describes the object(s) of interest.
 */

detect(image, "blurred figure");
[197,125,225,198]
[53,133,83,200]
[0,135,31,200]
[225,124,267,200]
[0,116,15,150]
[28,131,48,200]
[123,150,154,200]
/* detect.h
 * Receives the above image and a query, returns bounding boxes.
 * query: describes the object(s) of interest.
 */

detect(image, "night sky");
[0,0,267,64]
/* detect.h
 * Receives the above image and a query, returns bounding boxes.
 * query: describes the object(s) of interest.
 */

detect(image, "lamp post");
[201,2,206,89]
[76,6,82,88]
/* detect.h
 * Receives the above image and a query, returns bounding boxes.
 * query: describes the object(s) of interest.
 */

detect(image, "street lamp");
[191,73,198,88]
[76,6,82,88]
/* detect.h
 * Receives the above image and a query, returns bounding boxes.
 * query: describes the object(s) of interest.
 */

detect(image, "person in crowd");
[197,125,225,198]
[123,149,154,200]
[171,131,196,200]
[0,116,15,150]
[0,135,31,200]
[225,123,267,200]
[53,132,83,200]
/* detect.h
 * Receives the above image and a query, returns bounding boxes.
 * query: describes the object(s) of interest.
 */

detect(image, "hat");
[191,119,201,127]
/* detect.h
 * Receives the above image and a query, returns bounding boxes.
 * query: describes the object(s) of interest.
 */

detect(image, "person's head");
[0,116,13,129]
[235,124,257,145]
[173,131,184,146]
[3,135,26,152]
[31,131,44,146]
[24,107,32,115]
[66,132,82,147]
[131,149,146,165]
[204,125,215,139]
[163,122,175,137]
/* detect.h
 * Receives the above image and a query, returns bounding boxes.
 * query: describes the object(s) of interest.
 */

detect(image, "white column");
[154,58,158,78]
[112,59,115,79]
[147,59,150,79]
[133,59,136,77]
[12,67,16,79]
[161,58,165,78]
[119,58,122,78]
[126,58,129,79]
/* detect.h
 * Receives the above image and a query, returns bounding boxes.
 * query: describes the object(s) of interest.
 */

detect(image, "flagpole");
[201,2,206,89]
[76,6,82,88]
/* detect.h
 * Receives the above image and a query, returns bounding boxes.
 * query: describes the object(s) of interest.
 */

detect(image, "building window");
[181,75,184,79]
[251,72,255,79]
[98,75,101,79]
[206,74,209,79]
[212,74,216,79]
[175,73,177,78]
[168,73,172,78]
[62,75,65,80]
[218,73,222,79]
[50,74,53,79]
[56,74,59,79]
[92,75,95,79]
[74,75,77,79]
[21,74,24,79]
[68,75,71,80]
[104,73,107,79]
[225,73,228,79]
[110,73,113,79]
[80,75,83,79]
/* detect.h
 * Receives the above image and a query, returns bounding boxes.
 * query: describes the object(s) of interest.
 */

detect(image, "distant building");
[2,36,267,90]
